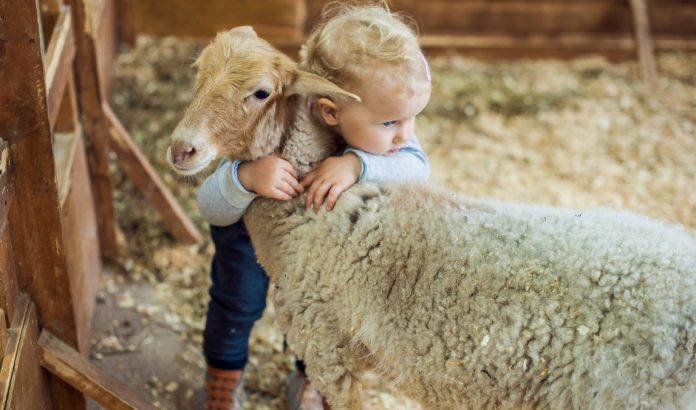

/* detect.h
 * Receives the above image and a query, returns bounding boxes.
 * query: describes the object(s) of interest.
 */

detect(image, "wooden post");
[63,0,120,260]
[0,0,86,407]
[629,0,658,83]
[0,297,52,409]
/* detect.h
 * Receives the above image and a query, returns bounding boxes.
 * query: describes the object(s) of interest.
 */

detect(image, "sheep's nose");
[171,140,197,165]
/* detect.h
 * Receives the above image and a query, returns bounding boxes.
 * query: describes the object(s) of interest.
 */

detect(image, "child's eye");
[382,120,397,127]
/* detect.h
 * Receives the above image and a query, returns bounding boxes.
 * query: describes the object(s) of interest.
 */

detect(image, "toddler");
[197,4,431,410]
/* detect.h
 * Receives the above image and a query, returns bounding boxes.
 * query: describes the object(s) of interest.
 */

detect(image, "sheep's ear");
[286,70,361,102]
[221,26,258,40]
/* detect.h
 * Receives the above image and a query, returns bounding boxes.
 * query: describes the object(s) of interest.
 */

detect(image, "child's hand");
[301,153,361,211]
[237,155,303,201]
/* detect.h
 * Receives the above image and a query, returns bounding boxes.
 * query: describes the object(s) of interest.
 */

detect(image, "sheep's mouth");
[166,147,217,176]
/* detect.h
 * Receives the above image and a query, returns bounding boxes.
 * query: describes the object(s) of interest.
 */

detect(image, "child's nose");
[393,129,407,145]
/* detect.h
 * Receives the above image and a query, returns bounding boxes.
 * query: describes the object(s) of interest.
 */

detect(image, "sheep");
[167,27,696,410]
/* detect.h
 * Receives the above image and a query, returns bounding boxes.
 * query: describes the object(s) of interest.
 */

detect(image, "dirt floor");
[91,35,696,409]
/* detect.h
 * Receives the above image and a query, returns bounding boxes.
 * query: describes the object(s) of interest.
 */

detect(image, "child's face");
[334,79,431,156]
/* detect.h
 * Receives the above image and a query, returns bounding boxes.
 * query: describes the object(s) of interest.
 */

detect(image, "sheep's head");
[167,26,359,175]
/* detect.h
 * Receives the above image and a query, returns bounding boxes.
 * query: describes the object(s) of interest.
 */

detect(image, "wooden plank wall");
[307,0,696,36]
[131,0,696,58]
[132,0,306,41]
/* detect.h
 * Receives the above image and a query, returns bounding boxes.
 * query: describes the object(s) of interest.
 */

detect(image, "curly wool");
[245,182,696,410]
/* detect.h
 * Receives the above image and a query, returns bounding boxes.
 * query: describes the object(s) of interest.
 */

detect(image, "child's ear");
[286,69,361,102]
[317,97,340,126]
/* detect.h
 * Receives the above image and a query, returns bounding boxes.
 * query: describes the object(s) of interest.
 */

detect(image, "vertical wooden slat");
[0,142,18,320]
[0,141,11,235]
[629,0,658,83]
[95,0,117,98]
[116,0,136,45]
[45,7,76,131]
[0,0,85,408]
[0,308,7,355]
[0,227,19,324]
[63,0,120,260]
[61,134,102,353]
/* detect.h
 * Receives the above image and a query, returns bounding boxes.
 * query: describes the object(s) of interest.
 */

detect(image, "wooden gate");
[0,0,198,407]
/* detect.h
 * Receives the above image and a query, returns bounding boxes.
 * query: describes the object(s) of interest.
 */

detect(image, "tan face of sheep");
[167,26,359,176]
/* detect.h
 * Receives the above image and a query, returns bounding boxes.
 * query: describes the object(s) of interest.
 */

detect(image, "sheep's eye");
[253,89,270,100]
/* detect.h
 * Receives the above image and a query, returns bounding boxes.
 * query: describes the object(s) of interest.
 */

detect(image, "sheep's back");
[249,183,696,409]
[331,183,696,409]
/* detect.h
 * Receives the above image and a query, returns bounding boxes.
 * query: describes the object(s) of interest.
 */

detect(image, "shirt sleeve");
[196,158,258,226]
[344,135,431,183]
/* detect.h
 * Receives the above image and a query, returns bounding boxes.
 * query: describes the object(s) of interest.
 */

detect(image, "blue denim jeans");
[203,220,269,370]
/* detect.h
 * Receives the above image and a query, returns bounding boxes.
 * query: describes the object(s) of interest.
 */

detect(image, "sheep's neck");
[244,96,341,280]
[278,97,341,177]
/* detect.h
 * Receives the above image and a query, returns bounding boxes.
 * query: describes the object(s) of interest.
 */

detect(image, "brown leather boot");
[204,367,245,410]
[287,369,327,410]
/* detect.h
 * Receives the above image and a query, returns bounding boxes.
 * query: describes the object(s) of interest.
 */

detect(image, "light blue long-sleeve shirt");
[197,136,430,226]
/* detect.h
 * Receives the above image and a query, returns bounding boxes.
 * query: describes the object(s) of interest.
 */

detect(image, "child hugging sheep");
[195,4,431,409]
[167,3,696,410]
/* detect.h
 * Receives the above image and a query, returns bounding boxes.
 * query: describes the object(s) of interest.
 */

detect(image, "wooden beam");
[0,308,6,356]
[38,330,156,410]
[103,103,203,244]
[63,0,120,260]
[95,0,118,98]
[629,0,658,83]
[0,141,11,237]
[0,224,19,324]
[0,296,52,409]
[0,0,86,407]
[133,0,305,40]
[45,6,75,131]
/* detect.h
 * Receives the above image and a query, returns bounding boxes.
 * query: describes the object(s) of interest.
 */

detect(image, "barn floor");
[91,35,696,409]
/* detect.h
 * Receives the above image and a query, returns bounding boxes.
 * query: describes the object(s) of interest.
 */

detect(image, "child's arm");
[197,156,303,226]
[301,136,430,211]
[345,136,430,183]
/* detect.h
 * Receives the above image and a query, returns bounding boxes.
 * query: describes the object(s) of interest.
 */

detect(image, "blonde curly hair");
[299,2,429,98]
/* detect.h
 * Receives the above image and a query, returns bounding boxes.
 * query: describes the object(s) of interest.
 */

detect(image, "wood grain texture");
[116,0,136,45]
[95,0,117,97]
[0,297,52,410]
[61,135,102,354]
[38,330,156,410]
[45,6,75,131]
[0,308,6,355]
[307,0,696,36]
[134,0,306,39]
[0,0,86,407]
[0,141,11,238]
[64,0,120,260]
[0,227,18,325]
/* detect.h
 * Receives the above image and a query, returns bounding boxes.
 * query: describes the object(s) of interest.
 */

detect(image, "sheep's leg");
[287,313,365,410]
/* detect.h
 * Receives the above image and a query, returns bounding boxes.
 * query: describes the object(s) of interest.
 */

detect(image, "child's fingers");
[325,185,344,211]
[282,161,299,179]
[305,181,318,209]
[272,188,293,201]
[277,180,298,198]
[283,173,304,194]
[301,170,317,188]
[312,181,332,210]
